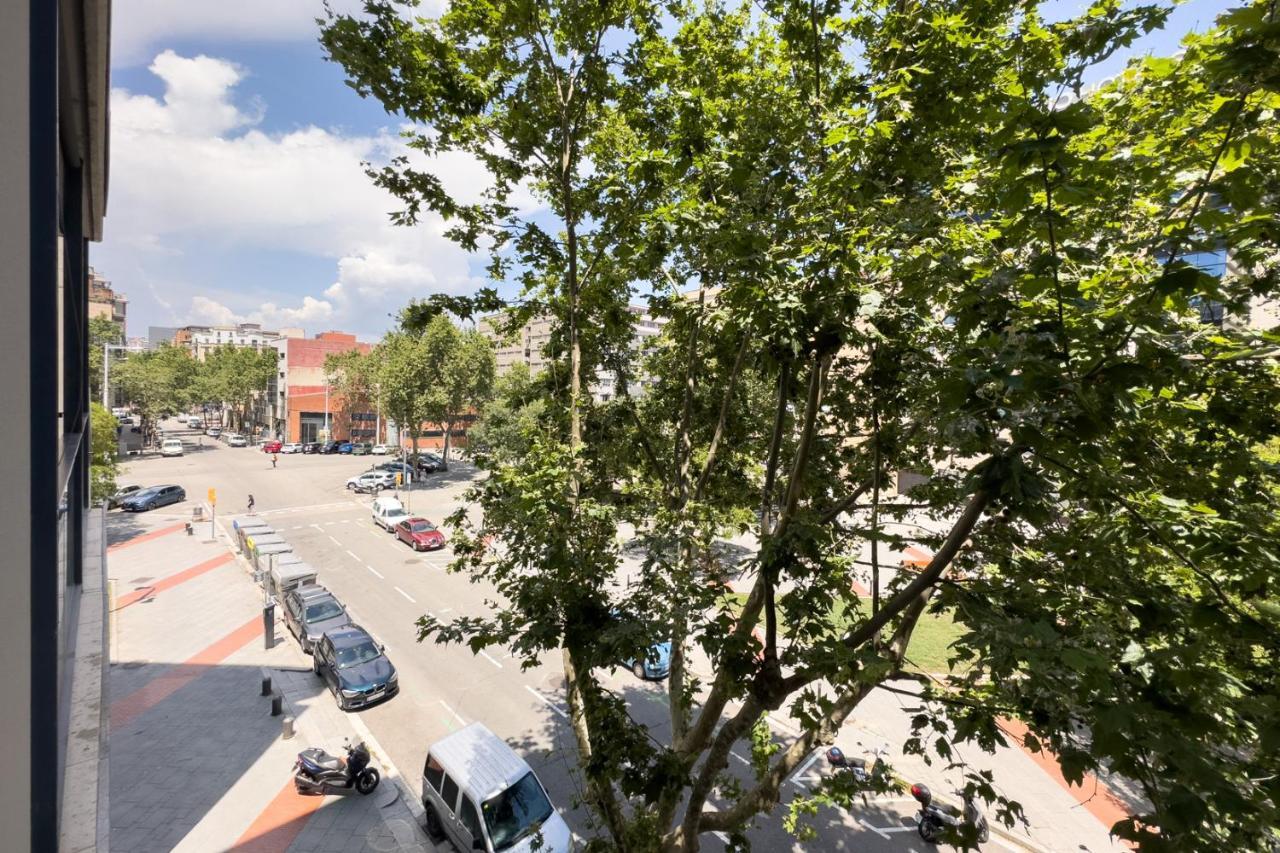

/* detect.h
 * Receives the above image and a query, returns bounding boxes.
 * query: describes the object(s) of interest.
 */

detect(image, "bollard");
[282,715,295,739]
[263,601,275,650]
[261,675,272,696]
[271,693,283,716]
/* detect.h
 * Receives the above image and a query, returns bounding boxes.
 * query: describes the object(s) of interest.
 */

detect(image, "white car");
[187,416,202,428]
[371,496,409,531]
[371,444,390,455]
[205,427,222,438]
[226,433,248,447]
[346,470,396,493]
[160,438,184,457]
[280,442,303,454]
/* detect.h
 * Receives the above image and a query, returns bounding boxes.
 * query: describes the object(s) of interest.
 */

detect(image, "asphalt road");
[116,420,1031,853]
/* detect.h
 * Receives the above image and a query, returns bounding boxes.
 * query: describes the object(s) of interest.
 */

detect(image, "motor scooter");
[910,782,990,845]
[825,746,881,784]
[294,739,381,796]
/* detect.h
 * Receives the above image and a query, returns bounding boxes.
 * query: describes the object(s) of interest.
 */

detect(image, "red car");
[261,439,282,453]
[395,517,446,551]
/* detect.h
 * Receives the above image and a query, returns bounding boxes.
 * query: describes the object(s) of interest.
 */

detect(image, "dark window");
[424,755,444,792]
[460,797,483,841]
[441,774,460,811]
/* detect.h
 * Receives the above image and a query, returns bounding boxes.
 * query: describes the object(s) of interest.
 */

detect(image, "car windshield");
[482,772,554,851]
[410,522,436,533]
[334,640,381,668]
[304,599,344,623]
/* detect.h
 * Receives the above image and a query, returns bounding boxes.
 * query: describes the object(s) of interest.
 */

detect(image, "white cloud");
[107,49,494,335]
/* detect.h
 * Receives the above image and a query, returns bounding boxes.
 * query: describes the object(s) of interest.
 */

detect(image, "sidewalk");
[106,508,430,853]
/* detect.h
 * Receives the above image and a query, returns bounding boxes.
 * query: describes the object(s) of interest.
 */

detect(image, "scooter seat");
[314,755,343,771]
[300,748,344,771]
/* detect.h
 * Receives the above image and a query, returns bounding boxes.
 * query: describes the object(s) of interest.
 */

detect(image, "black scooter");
[910,782,990,845]
[294,739,381,796]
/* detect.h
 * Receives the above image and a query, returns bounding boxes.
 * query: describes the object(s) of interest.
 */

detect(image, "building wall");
[274,333,373,441]
[0,2,34,844]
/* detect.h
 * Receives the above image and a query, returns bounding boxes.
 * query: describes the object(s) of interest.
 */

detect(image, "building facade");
[88,266,126,336]
[171,322,294,361]
[271,331,376,442]
[1,1,111,851]
[480,306,666,402]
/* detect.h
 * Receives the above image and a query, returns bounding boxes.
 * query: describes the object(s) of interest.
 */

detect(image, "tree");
[112,344,199,445]
[89,402,119,504]
[201,345,276,433]
[89,315,122,405]
[326,348,379,440]
[328,1,1280,850]
[371,331,433,462]
[469,362,551,464]
[419,316,497,462]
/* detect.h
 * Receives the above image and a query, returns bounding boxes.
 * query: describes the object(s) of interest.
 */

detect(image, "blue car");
[312,625,399,710]
[338,441,354,454]
[118,484,186,512]
[624,641,672,680]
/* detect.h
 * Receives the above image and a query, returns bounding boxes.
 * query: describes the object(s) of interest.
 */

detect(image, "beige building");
[172,322,300,361]
[480,306,666,401]
[88,267,126,335]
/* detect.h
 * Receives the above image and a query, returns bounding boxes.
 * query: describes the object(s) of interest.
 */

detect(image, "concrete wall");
[0,1,33,847]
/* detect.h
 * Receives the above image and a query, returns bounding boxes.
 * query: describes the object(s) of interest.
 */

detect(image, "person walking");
[247,494,256,514]
[271,453,278,469]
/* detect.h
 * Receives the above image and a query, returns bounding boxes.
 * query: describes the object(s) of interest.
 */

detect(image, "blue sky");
[96,0,1236,343]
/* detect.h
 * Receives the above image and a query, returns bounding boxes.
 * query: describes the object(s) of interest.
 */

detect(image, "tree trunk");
[442,419,452,464]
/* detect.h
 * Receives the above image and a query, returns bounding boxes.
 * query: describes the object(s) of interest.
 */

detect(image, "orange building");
[270,331,375,442]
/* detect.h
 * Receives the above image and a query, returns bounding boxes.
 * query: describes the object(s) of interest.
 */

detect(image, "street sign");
[208,487,217,505]
[395,473,403,486]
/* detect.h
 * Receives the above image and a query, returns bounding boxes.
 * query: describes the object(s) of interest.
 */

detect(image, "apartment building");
[480,306,666,401]
[271,331,376,442]
[88,266,127,336]
[172,322,302,361]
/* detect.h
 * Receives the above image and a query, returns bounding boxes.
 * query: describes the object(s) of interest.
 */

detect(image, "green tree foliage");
[199,345,276,433]
[89,315,122,405]
[469,362,551,464]
[325,347,379,437]
[419,316,497,461]
[112,344,199,444]
[89,402,119,504]
[370,330,433,458]
[326,1,1280,849]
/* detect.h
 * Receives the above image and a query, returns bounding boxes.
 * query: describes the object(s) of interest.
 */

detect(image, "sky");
[95,0,1237,343]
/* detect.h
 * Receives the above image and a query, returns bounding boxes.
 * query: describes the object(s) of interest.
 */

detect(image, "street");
[113,420,1126,853]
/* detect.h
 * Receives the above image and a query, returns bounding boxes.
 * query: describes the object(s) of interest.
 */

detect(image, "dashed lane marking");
[394,586,416,603]
[859,819,890,839]
[479,650,503,669]
[523,685,568,719]
[439,700,466,726]
[366,565,385,579]
[346,549,361,561]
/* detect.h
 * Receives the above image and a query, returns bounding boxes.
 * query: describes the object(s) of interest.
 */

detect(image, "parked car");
[351,442,373,456]
[371,444,390,455]
[421,723,572,853]
[301,442,321,454]
[395,518,446,551]
[346,470,397,494]
[226,433,248,447]
[261,439,283,453]
[280,442,303,454]
[338,441,354,454]
[319,440,343,454]
[623,640,673,680]
[205,427,222,438]
[411,452,446,473]
[374,461,414,484]
[187,416,202,428]
[311,625,399,710]
[371,496,410,532]
[107,484,141,508]
[118,484,186,512]
[282,584,352,654]
[160,438,184,457]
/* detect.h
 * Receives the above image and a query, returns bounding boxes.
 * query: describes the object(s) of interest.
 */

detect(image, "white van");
[371,496,409,532]
[422,723,572,853]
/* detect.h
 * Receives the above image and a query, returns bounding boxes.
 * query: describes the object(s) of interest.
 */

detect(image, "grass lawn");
[723,592,969,674]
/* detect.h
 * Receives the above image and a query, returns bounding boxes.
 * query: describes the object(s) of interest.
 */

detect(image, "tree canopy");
[324,1,1280,850]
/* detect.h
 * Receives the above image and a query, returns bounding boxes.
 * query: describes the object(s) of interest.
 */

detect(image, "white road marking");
[394,586,416,603]
[346,549,361,561]
[728,751,751,766]
[325,521,337,525]
[788,749,821,787]
[439,700,466,726]
[523,685,568,719]
[328,535,342,546]
[860,819,891,839]
[438,607,453,614]
[766,714,799,735]
[310,524,323,531]
[366,565,385,579]
[479,650,503,669]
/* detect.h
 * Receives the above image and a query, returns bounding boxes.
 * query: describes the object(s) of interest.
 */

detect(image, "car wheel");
[424,805,445,840]
[633,661,647,680]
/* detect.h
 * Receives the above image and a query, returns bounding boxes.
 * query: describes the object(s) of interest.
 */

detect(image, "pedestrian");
[271,453,278,469]
[247,493,256,514]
